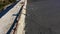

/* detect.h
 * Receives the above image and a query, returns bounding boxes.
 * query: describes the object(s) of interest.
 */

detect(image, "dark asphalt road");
[25,0,60,34]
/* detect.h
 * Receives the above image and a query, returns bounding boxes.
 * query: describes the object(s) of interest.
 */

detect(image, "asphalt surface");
[25,0,60,34]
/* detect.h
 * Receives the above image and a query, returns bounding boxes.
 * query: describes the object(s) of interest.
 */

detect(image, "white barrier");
[0,1,24,34]
[16,0,27,34]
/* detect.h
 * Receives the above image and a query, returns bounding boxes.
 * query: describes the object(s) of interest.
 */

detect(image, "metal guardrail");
[0,1,24,34]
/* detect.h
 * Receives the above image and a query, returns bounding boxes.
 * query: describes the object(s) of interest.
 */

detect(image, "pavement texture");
[25,0,60,34]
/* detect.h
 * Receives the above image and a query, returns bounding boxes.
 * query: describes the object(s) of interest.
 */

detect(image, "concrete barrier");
[15,0,27,34]
[0,1,24,34]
